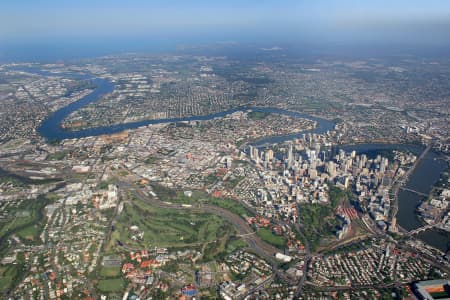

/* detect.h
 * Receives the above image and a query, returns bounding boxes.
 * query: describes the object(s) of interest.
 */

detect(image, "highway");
[117,179,450,298]
[116,180,279,263]
[213,188,312,296]
[114,180,307,298]
[293,222,311,299]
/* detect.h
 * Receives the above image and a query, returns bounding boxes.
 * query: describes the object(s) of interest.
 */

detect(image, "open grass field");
[226,237,247,253]
[97,278,125,292]
[247,111,270,120]
[256,228,286,249]
[0,264,22,292]
[0,277,9,292]
[99,266,121,278]
[16,224,42,241]
[151,184,253,218]
[111,199,236,250]
[208,197,251,218]
[0,195,50,251]
[0,195,50,292]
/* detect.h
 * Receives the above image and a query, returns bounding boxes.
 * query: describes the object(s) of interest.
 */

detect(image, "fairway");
[150,184,253,218]
[16,225,42,241]
[0,265,21,292]
[112,199,235,250]
[0,277,11,292]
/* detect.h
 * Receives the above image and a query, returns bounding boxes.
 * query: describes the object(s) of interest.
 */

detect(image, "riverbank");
[340,143,449,252]
[23,67,450,252]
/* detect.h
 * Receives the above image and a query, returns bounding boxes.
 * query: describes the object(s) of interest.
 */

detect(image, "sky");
[1,0,450,60]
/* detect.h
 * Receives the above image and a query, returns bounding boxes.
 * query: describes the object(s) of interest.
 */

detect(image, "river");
[18,66,450,252]
[340,144,449,253]
[26,68,335,140]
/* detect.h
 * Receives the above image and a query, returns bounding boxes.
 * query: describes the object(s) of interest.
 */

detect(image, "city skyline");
[0,1,449,299]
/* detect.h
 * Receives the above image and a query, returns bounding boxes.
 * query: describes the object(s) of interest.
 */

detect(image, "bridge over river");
[399,187,429,197]
[405,222,443,236]
[391,144,432,227]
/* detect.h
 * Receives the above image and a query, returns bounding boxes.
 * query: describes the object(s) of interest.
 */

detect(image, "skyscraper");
[287,143,294,168]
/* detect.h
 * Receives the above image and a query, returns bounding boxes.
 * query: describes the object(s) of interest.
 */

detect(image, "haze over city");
[1,0,450,61]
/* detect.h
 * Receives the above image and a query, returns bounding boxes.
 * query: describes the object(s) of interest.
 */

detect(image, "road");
[239,275,275,300]
[116,180,301,296]
[398,244,450,274]
[293,213,312,298]
[116,180,279,263]
[305,281,399,292]
[118,179,450,298]
[218,188,312,296]
[399,187,428,197]
[405,222,442,236]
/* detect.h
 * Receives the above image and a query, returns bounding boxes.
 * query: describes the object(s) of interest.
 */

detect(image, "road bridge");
[391,144,432,225]
[399,187,429,197]
[405,222,442,236]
